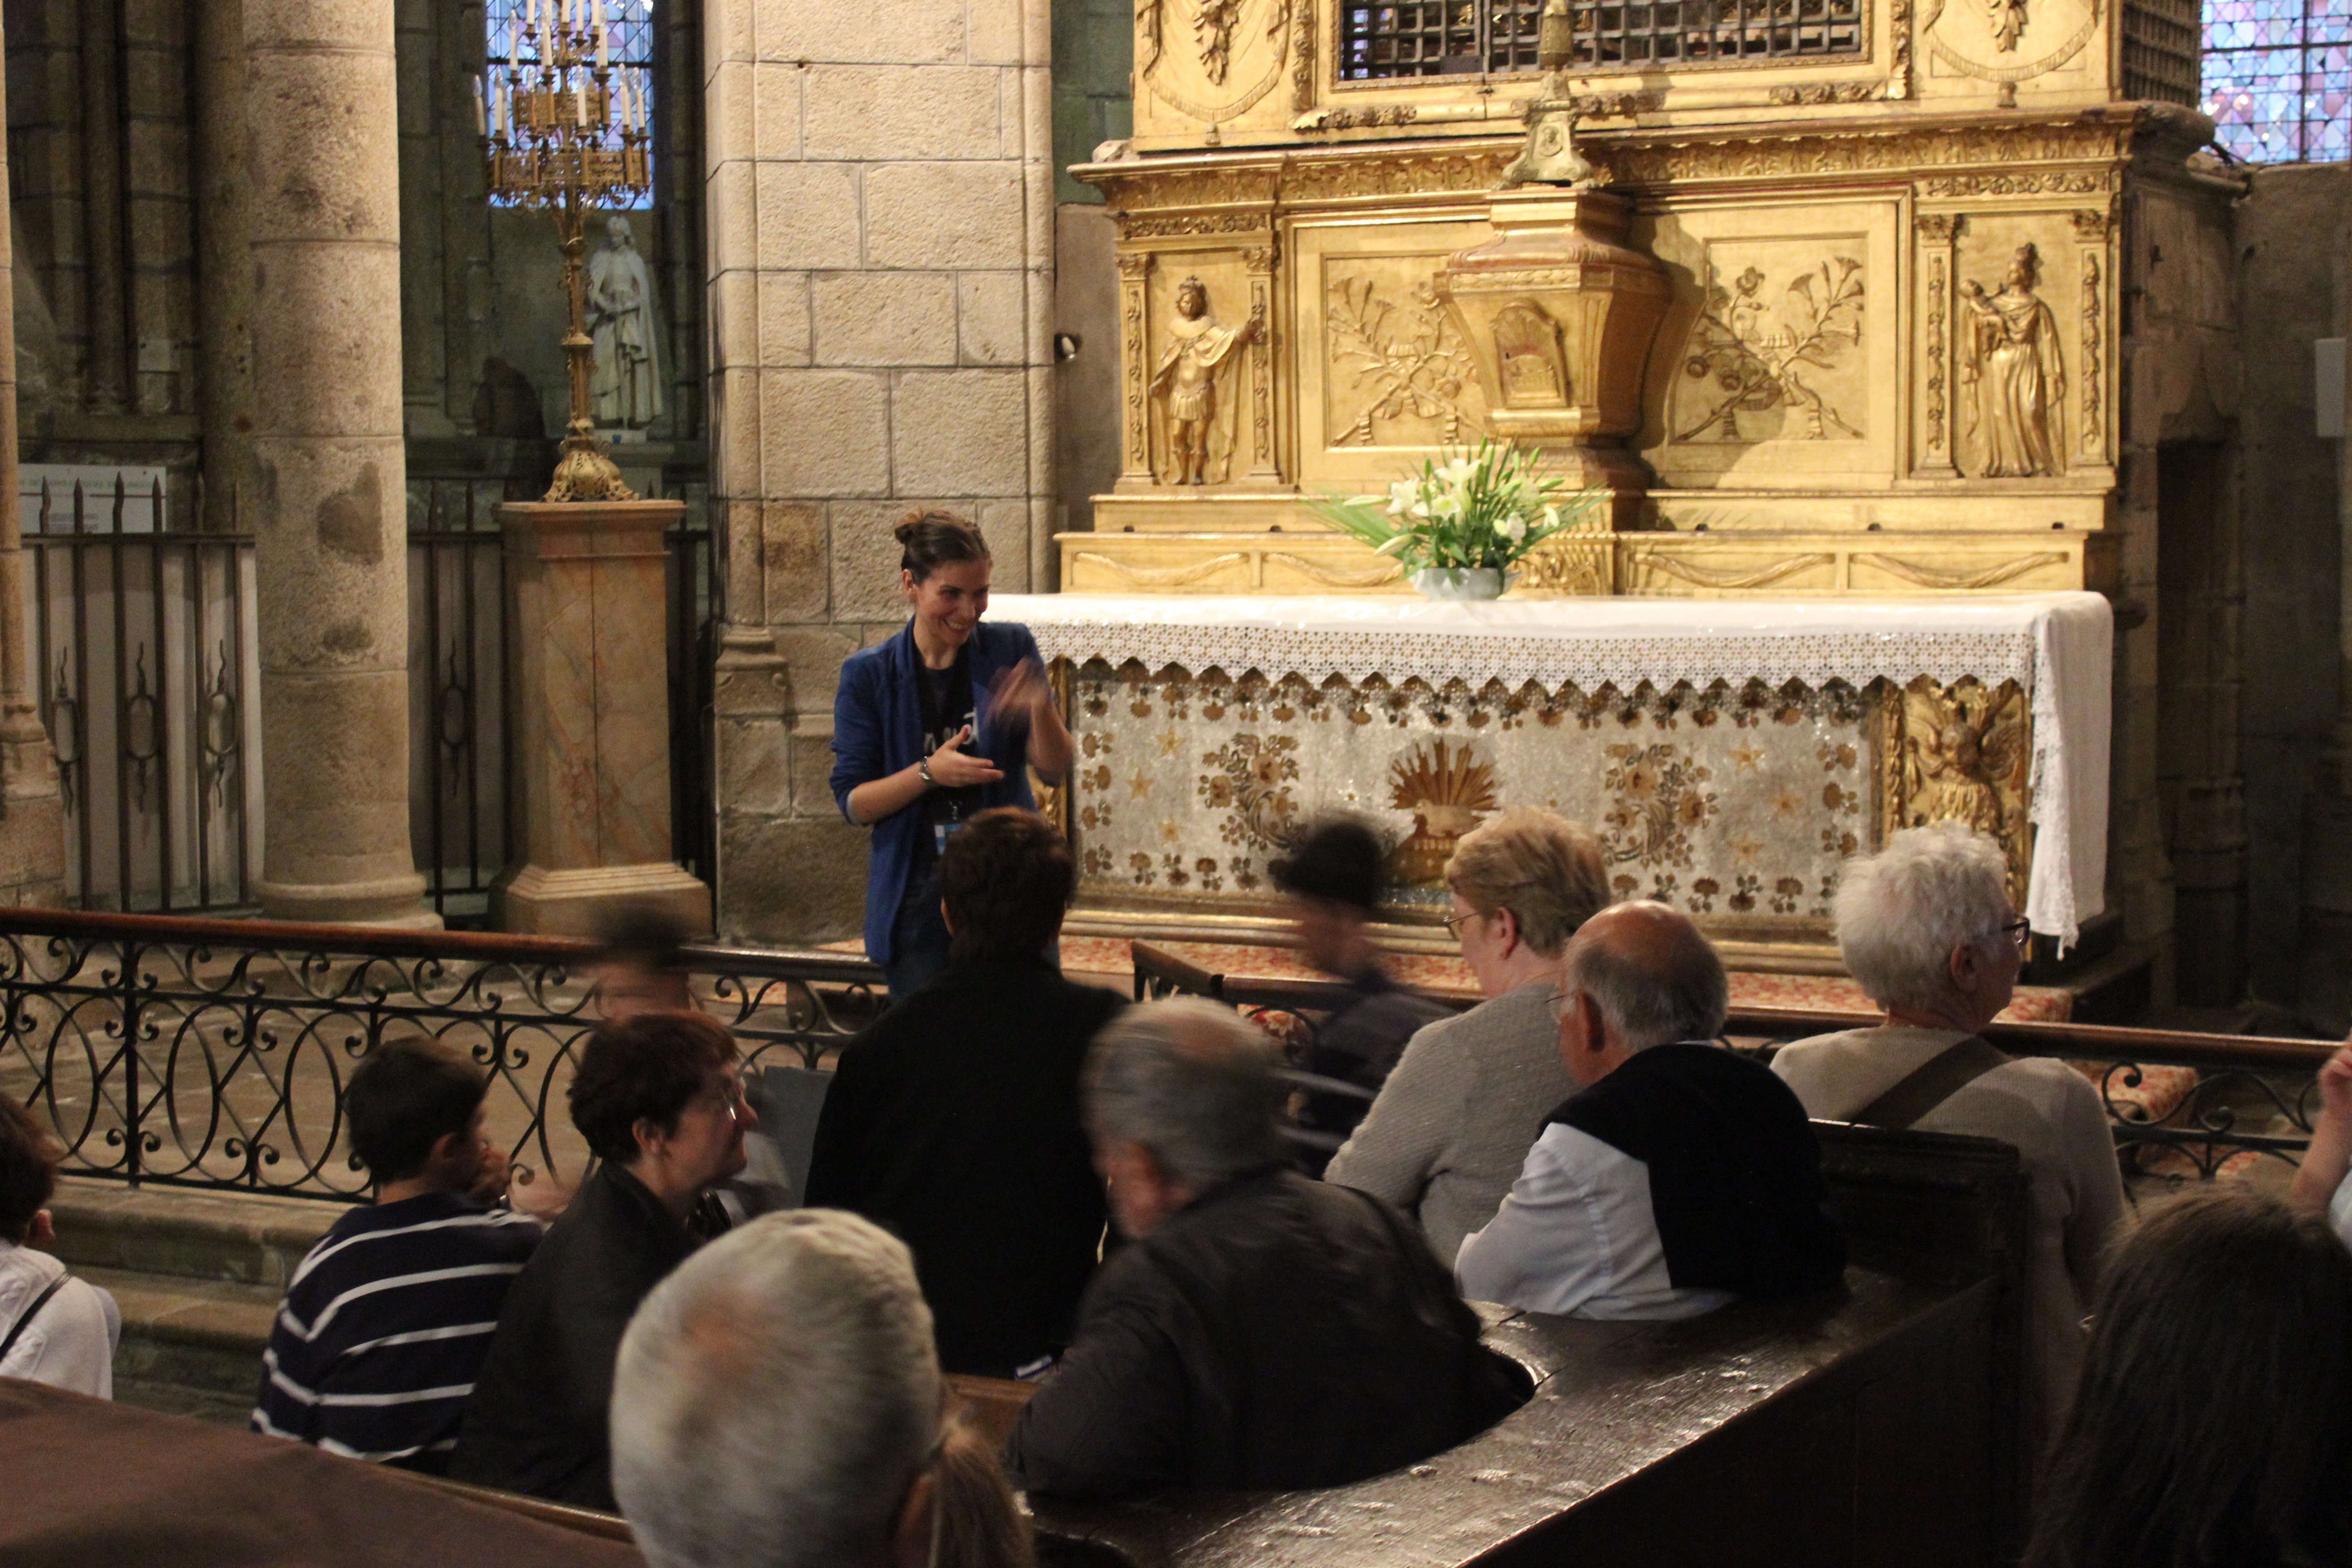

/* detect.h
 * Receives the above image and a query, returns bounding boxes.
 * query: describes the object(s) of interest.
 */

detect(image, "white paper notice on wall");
[2320,338,2346,440]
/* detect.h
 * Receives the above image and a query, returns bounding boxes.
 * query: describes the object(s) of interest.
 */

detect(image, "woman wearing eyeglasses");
[1324,808,1610,1269]
[451,1010,754,1512]
[1768,820,2124,1464]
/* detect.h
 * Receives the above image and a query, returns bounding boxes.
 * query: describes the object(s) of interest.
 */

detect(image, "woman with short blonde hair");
[1444,809,1611,958]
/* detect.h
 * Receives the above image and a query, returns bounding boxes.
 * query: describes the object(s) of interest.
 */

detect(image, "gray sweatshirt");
[1324,980,1575,1267]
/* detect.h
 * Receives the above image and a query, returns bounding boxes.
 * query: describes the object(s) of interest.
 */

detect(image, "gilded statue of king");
[1150,277,1264,485]
[1959,243,2066,478]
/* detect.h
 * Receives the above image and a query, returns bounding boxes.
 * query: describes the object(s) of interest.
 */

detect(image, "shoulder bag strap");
[0,1272,72,1362]
[1846,1035,2012,1132]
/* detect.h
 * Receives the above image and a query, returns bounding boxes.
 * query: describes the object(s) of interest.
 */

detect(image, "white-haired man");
[1004,998,1529,1499]
[610,1210,944,1568]
[1457,903,1845,1318]
[1769,822,2123,1449]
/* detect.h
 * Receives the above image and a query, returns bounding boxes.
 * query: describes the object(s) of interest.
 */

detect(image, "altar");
[992,591,2110,966]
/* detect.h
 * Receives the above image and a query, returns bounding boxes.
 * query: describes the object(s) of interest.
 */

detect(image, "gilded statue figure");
[1150,277,1264,486]
[1958,244,2065,477]
[588,215,664,428]
[1901,682,2026,841]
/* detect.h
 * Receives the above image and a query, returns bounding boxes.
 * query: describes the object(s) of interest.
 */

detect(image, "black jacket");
[1003,1168,1531,1499]
[448,1164,710,1510]
[1294,965,1451,1174]
[804,958,1122,1375]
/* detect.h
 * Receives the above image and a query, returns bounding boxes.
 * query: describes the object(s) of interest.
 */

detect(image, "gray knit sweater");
[1324,980,1574,1267]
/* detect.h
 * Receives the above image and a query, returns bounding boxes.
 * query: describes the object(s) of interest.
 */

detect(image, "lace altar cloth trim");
[991,593,2113,945]
[994,594,2042,693]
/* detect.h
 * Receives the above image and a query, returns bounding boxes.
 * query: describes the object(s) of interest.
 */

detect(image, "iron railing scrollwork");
[1133,942,2337,1180]
[1,910,882,1202]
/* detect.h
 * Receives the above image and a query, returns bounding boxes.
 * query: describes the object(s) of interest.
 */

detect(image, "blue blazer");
[831,619,1042,963]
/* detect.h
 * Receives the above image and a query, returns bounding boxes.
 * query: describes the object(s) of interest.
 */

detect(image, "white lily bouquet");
[1308,439,1598,599]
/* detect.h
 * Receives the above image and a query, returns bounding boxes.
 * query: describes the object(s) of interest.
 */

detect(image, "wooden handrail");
[0,905,884,981]
[1136,941,2339,1069]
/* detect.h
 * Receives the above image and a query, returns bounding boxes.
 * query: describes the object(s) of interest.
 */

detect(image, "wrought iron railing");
[1133,941,2338,1180]
[2,909,883,1202]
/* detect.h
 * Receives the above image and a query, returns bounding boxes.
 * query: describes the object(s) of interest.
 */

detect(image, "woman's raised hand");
[927,725,1004,789]
[989,657,1054,723]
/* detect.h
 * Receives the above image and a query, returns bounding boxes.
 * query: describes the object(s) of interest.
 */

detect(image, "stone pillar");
[701,0,1058,947]
[0,15,68,906]
[490,501,712,936]
[245,0,434,928]
[196,0,254,529]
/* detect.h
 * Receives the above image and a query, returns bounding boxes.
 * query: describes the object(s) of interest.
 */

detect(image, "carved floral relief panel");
[1062,663,1893,941]
[1290,218,1494,488]
[1640,202,1902,488]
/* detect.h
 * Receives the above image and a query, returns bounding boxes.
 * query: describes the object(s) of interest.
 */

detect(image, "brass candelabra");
[478,1,652,502]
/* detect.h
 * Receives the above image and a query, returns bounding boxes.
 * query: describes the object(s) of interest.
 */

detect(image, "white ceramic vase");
[1411,566,1508,601]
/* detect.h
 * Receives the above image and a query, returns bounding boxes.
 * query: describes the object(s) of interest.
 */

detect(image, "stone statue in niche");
[1150,277,1263,485]
[588,215,663,429]
[1958,244,2065,477]
[1492,301,1568,407]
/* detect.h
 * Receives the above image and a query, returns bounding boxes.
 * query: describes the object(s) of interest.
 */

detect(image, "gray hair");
[1833,822,2012,1013]
[611,1210,941,1568]
[1559,900,1729,1050]
[1085,997,1285,1190]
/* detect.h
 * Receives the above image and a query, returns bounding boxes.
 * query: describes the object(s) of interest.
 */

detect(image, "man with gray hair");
[610,1211,943,1568]
[1457,903,1843,1317]
[1004,998,1529,1499]
[1770,822,2122,1450]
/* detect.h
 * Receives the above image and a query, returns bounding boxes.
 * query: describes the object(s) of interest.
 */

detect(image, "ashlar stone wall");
[705,0,1055,945]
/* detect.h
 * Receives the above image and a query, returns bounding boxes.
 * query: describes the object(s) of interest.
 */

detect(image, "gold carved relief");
[1674,255,1867,444]
[1324,273,1479,447]
[1517,535,1614,596]
[1921,0,2100,82]
[1883,676,2033,902]
[1136,0,1293,126]
[1636,551,1839,590]
[1391,740,1498,885]
[1118,252,1154,485]
[1852,551,2071,588]
[1491,300,1569,408]
[1151,276,1264,485]
[1957,243,2066,477]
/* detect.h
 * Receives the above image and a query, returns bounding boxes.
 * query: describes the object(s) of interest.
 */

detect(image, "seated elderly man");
[451,1010,753,1511]
[1327,808,1609,1264]
[1005,998,1529,1499]
[1457,903,1844,1318]
[1770,822,2123,1447]
[611,1211,965,1568]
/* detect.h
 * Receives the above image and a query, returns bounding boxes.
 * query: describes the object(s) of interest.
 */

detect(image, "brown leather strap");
[1846,1035,2011,1131]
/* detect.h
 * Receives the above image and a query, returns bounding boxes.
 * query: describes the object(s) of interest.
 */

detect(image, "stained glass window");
[485,0,656,206]
[2202,0,2351,162]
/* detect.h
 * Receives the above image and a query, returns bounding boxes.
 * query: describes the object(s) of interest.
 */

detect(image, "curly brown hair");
[0,1094,61,1243]
[567,1011,740,1163]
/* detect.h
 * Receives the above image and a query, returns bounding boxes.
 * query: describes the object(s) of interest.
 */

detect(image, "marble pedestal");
[490,500,710,937]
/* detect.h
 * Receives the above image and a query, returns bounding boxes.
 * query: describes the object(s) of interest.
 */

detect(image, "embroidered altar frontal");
[991,593,2112,950]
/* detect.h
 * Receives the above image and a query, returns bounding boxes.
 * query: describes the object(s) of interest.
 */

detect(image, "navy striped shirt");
[252,1193,542,1471]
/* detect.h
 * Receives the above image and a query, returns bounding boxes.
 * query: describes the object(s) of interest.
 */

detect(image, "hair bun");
[892,514,924,545]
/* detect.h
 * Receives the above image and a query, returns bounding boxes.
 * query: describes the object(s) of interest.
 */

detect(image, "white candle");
[576,78,588,127]
[596,19,610,69]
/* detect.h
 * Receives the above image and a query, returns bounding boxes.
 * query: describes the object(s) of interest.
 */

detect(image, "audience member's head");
[1273,816,1388,977]
[1085,998,1285,1238]
[612,1210,948,1568]
[1553,902,1730,1086]
[593,902,696,1021]
[938,808,1073,966]
[933,1410,1035,1568]
[0,1093,61,1247]
[1834,822,2021,1030]
[1444,809,1609,995]
[569,1011,752,1205]
[348,1034,505,1201]
[2025,1189,2352,1568]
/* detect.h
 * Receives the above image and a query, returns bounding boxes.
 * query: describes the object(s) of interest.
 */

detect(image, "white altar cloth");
[992,592,2112,944]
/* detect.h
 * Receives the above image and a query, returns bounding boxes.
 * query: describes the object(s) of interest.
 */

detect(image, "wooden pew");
[1028,1125,2029,1568]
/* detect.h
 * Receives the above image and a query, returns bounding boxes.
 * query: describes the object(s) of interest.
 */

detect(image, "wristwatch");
[917,755,936,787]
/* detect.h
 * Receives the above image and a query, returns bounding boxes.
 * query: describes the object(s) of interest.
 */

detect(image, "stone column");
[245,0,434,927]
[0,15,68,906]
[490,501,712,936]
[196,0,254,530]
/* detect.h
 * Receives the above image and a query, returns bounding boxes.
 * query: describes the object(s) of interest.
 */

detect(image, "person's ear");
[26,1209,55,1250]
[1948,940,1982,992]
[939,901,956,936]
[900,568,919,601]
[1492,907,1520,958]
[632,1116,666,1162]
[887,1467,936,1568]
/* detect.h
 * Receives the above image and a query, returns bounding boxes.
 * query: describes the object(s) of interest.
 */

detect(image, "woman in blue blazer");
[830,511,1073,999]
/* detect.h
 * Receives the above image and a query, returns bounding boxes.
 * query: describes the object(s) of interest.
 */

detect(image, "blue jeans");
[882,860,951,1003]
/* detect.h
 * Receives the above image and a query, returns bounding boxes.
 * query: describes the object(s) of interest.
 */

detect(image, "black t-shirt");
[914,649,980,861]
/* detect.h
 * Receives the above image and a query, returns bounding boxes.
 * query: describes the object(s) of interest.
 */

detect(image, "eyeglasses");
[1995,917,2030,951]
[1441,910,1481,937]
